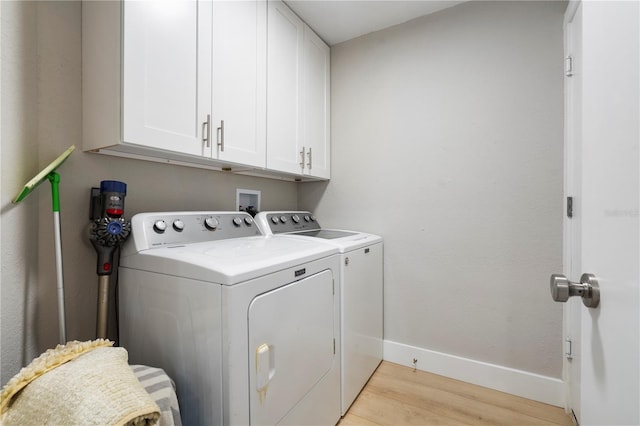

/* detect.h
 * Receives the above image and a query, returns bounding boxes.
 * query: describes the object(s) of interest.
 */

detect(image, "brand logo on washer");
[295,268,306,277]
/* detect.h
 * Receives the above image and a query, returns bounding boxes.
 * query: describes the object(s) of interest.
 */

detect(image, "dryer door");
[248,269,335,424]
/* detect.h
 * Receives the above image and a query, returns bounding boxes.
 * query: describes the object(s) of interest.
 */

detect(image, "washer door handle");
[550,273,600,308]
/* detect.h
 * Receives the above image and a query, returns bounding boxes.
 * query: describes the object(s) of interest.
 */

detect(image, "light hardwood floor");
[340,362,573,426]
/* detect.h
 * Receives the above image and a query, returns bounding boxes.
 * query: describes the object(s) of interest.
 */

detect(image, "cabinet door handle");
[300,146,306,170]
[202,114,211,148]
[307,147,312,170]
[217,120,225,152]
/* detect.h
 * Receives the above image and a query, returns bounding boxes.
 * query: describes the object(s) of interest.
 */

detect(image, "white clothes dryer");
[254,211,383,415]
[118,211,341,426]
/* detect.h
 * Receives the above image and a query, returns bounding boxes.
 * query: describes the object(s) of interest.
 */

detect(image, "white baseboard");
[383,340,565,407]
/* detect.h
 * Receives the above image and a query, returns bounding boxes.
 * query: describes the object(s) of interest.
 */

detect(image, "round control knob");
[173,220,185,232]
[244,217,254,226]
[271,216,280,224]
[153,220,167,233]
[204,217,219,231]
[233,217,243,227]
[292,214,300,223]
[280,215,288,223]
[304,215,311,222]
[310,215,317,222]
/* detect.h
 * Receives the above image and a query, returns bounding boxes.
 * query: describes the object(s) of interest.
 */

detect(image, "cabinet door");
[266,0,305,175]
[302,26,331,178]
[122,0,212,157]
[212,1,266,168]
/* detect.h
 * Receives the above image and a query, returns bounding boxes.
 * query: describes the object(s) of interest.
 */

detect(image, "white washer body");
[119,212,341,426]
[254,211,383,415]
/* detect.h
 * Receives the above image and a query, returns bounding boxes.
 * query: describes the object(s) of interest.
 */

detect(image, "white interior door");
[563,2,639,425]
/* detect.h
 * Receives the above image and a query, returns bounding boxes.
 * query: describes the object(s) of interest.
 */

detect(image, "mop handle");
[48,172,67,344]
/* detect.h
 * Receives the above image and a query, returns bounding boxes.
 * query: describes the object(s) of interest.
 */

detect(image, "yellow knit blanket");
[0,340,160,426]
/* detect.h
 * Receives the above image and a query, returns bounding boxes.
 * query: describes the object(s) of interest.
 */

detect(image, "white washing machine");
[254,211,383,415]
[118,211,341,426]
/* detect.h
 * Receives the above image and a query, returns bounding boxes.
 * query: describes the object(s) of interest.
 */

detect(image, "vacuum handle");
[90,240,118,276]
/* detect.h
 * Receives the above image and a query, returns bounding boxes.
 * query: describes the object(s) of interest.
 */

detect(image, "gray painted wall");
[1,1,298,384]
[1,0,41,382]
[2,0,566,387]
[299,1,566,378]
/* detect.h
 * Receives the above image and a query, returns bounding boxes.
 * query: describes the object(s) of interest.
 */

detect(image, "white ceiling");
[285,1,465,45]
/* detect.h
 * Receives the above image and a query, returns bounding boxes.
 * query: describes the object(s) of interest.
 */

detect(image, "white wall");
[1,1,298,384]
[1,0,41,384]
[300,0,566,382]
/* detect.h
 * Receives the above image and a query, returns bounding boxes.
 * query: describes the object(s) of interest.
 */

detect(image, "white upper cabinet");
[302,25,331,179]
[210,1,267,167]
[122,0,211,157]
[84,0,266,169]
[266,1,304,176]
[83,0,327,180]
[267,0,330,179]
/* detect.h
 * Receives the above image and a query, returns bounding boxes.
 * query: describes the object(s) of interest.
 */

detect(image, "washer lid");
[253,211,383,251]
[119,235,339,285]
[293,229,357,239]
[286,229,383,252]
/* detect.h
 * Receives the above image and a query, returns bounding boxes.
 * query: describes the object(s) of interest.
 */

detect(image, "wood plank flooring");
[340,362,573,426]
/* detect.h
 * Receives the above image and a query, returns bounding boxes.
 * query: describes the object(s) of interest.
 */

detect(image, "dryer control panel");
[123,211,262,254]
[256,211,321,234]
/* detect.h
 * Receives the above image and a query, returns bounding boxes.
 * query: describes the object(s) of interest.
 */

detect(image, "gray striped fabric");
[132,365,182,426]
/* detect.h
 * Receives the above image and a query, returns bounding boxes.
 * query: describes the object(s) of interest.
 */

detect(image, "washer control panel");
[257,211,321,234]
[128,211,262,251]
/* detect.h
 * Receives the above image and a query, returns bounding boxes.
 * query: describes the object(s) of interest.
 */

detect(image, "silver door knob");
[550,273,600,308]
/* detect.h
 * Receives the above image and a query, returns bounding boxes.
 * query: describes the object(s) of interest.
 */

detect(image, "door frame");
[562,2,581,423]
